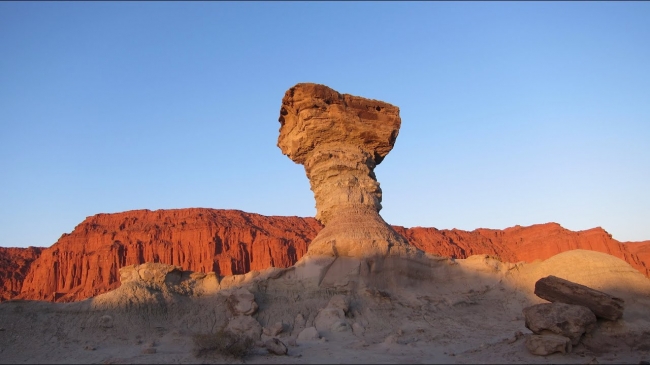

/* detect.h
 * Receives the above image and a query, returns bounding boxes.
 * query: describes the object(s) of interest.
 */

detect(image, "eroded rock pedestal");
[277,83,418,258]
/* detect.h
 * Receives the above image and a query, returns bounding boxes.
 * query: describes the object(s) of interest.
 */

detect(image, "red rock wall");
[17,209,321,302]
[393,223,649,278]
[2,209,648,303]
[0,246,43,301]
[624,240,650,273]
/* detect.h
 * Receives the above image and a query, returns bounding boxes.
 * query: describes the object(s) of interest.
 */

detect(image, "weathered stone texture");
[534,275,624,320]
[523,302,597,345]
[277,83,416,258]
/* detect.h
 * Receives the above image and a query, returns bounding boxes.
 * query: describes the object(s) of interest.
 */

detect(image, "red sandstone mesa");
[0,209,647,303]
[16,209,321,302]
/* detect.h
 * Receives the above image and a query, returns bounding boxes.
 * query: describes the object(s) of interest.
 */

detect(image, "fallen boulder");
[534,275,624,320]
[297,327,320,343]
[228,288,258,316]
[265,338,288,355]
[523,302,596,345]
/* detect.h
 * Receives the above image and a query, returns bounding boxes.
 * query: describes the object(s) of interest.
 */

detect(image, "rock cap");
[278,83,401,165]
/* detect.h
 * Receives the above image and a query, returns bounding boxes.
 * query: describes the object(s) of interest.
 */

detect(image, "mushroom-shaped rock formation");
[277,83,419,258]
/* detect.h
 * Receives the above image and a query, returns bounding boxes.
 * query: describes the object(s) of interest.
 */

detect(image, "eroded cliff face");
[1,210,648,303]
[0,247,43,301]
[624,240,650,274]
[393,223,649,278]
[17,209,321,302]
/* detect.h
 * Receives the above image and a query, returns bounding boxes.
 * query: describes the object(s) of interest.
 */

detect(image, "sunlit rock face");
[277,83,418,258]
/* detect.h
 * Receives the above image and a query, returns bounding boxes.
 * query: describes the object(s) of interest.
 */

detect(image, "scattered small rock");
[99,315,113,328]
[84,345,96,351]
[525,334,572,356]
[265,338,288,355]
[142,347,156,354]
[507,331,524,344]
[330,320,350,332]
[263,322,284,337]
[352,322,365,336]
[296,327,319,343]
[382,334,398,345]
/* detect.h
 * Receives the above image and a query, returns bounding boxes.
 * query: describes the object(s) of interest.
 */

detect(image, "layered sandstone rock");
[1,209,648,303]
[0,246,43,301]
[392,223,650,278]
[277,83,417,258]
[17,209,321,302]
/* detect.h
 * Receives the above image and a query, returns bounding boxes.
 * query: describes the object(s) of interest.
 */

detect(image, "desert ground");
[1,249,649,364]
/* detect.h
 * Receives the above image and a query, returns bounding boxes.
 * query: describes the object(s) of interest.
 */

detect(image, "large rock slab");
[523,302,597,345]
[534,275,625,320]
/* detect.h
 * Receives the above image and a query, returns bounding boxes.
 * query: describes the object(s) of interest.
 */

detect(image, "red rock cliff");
[17,209,321,302]
[3,209,648,303]
[393,223,648,277]
[0,246,43,301]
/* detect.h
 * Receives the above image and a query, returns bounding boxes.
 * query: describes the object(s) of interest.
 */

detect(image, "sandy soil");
[1,249,649,364]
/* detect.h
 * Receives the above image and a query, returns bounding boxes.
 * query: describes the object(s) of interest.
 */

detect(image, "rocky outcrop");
[1,209,648,303]
[0,246,43,301]
[17,209,321,302]
[534,276,624,320]
[277,83,416,258]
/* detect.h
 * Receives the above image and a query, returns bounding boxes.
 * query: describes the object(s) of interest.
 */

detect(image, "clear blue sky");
[1,2,649,248]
